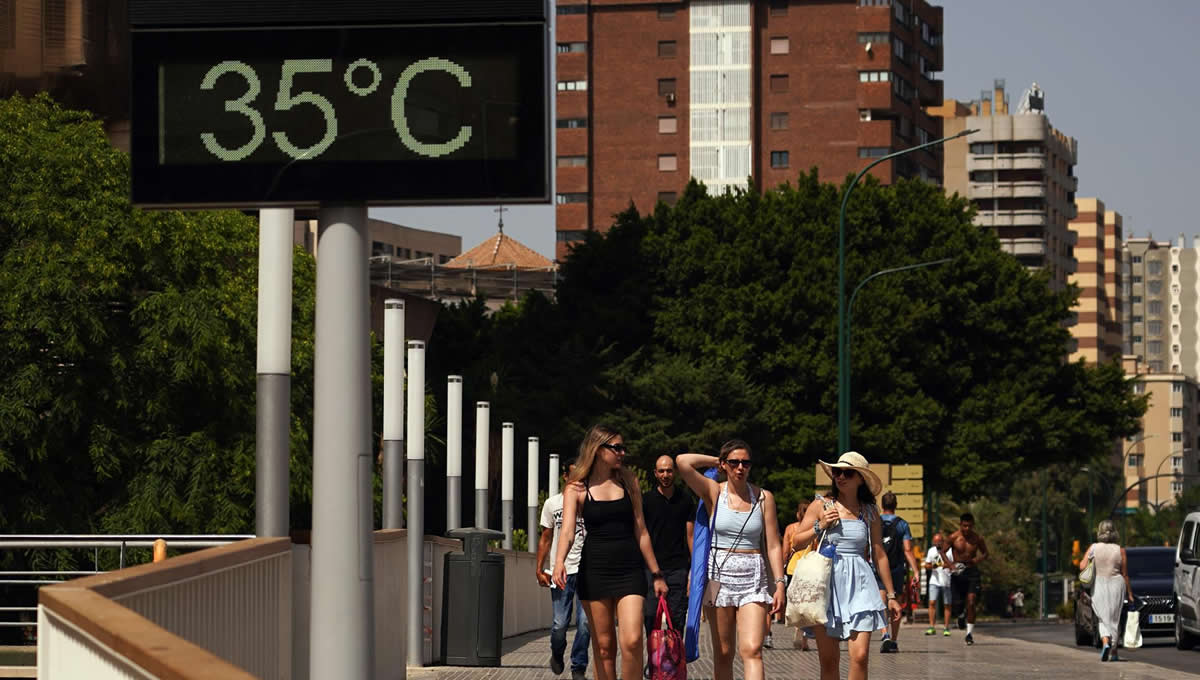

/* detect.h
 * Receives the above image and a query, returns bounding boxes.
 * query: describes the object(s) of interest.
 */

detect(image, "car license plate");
[1148,613,1174,624]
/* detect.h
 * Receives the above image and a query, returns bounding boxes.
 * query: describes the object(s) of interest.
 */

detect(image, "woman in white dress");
[1079,520,1135,661]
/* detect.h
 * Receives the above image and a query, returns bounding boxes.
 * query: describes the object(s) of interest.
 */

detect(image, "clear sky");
[373,0,1198,257]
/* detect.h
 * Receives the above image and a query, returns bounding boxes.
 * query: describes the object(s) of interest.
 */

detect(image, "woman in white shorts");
[677,441,785,680]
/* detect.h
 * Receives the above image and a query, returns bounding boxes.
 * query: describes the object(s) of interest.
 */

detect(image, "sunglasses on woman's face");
[724,458,753,469]
[831,468,857,479]
[600,443,628,455]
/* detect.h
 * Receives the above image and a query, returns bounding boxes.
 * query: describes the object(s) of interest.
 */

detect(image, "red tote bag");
[647,596,687,680]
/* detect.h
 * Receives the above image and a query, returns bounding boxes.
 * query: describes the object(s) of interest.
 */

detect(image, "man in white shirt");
[923,533,953,637]
[536,461,589,680]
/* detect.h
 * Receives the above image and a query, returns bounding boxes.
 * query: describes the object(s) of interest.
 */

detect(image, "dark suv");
[1074,546,1176,647]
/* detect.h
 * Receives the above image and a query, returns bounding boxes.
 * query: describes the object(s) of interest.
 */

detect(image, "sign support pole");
[475,402,490,528]
[256,208,293,538]
[406,341,426,666]
[310,204,374,680]
[527,437,539,553]
[383,299,405,529]
[549,454,560,498]
[446,376,463,532]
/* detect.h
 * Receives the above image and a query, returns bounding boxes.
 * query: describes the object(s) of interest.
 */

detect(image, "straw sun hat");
[818,451,883,496]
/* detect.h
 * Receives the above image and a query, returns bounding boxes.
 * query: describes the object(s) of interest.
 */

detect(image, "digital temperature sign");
[130,6,548,208]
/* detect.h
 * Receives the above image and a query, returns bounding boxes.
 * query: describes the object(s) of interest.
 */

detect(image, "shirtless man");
[938,512,988,645]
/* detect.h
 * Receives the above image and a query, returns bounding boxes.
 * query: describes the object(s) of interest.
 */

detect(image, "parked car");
[1175,511,1200,650]
[1074,546,1176,647]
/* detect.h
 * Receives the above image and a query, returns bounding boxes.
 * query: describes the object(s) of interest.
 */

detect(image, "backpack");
[880,517,905,572]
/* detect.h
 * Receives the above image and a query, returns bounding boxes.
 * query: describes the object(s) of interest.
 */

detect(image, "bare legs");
[582,595,645,680]
[812,627,870,680]
[705,602,769,680]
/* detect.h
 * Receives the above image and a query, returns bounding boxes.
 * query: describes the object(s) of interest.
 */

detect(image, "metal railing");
[0,535,252,629]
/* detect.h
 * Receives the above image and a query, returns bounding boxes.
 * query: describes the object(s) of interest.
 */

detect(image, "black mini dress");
[577,479,647,601]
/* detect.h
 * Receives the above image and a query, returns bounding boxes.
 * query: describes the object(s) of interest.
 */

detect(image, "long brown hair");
[569,424,621,485]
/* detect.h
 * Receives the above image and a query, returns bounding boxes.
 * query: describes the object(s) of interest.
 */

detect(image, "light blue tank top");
[712,483,763,551]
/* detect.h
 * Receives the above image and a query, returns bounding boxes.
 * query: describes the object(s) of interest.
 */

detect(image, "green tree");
[0,94,318,535]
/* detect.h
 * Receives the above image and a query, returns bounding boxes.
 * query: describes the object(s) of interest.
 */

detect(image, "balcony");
[970,181,1046,200]
[974,210,1047,228]
[967,153,1046,172]
[1001,238,1046,257]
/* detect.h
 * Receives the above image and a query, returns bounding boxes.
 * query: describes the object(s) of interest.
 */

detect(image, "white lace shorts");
[709,551,771,609]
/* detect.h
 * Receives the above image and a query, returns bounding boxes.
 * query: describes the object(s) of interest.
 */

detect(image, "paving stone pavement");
[409,621,1199,680]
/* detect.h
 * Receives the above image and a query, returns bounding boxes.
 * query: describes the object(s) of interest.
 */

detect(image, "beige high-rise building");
[930,80,1078,291]
[1068,198,1123,364]
[1123,356,1200,511]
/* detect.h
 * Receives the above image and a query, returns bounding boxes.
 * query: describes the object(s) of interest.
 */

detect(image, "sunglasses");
[724,459,753,469]
[831,468,858,479]
[600,443,628,455]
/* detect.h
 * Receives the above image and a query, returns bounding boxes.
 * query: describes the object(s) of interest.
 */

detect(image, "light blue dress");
[824,508,888,639]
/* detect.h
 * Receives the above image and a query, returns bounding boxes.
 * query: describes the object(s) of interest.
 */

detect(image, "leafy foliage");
[0,94,318,535]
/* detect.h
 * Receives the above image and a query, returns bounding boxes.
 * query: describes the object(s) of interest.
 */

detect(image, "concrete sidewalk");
[409,620,1199,680]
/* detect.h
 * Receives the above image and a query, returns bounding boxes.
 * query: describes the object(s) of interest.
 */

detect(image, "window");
[1173,456,1184,471]
[770,151,789,169]
[1149,341,1163,355]
[1172,480,1185,494]
[1171,408,1184,418]
[770,112,789,130]
[1128,454,1143,467]
[658,5,676,20]
[892,74,915,100]
[1132,276,1143,283]
[658,154,678,171]
[556,192,588,204]
[557,4,587,15]
[1148,280,1163,295]
[1148,260,1163,275]
[858,147,890,158]
[1175,383,1185,393]
[657,191,677,205]
[557,42,587,53]
[769,0,788,16]
[892,38,908,62]
[1183,521,1197,562]
[556,230,586,243]
[1147,300,1159,313]
[556,156,587,167]
[371,241,393,257]
[557,118,587,129]
[1149,321,1163,336]
[770,37,789,55]
[1174,432,1184,442]
[893,1,908,24]
[1134,382,1145,393]
[557,80,588,91]
[916,128,931,145]
[1132,256,1143,264]
[658,41,677,58]
[857,32,890,44]
[658,116,677,134]
[859,70,890,83]
[658,78,677,96]
[770,74,789,92]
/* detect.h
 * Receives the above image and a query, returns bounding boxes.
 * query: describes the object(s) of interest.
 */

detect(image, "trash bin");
[441,527,506,666]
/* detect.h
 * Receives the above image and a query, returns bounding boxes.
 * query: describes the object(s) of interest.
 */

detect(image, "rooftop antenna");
[494,205,507,234]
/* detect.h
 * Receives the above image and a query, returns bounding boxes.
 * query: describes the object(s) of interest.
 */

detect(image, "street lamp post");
[1154,448,1190,508]
[836,129,977,454]
[843,258,954,437]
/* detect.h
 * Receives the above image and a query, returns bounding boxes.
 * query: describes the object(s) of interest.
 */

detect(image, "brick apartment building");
[554,0,945,259]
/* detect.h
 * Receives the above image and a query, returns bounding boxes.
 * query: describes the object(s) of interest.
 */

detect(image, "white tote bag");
[785,530,832,628]
[1123,609,1143,649]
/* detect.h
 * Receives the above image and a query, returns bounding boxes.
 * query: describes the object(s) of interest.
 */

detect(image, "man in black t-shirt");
[642,454,695,641]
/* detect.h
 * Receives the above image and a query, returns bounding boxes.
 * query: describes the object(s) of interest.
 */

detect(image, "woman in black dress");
[553,424,668,680]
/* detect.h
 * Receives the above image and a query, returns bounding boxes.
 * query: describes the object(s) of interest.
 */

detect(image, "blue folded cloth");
[685,468,720,662]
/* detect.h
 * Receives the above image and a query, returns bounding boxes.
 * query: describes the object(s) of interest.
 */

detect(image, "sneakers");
[879,638,899,653]
[924,627,936,636]
[550,654,565,675]
[763,633,774,649]
[571,670,586,680]
[957,614,967,630]
[943,629,951,637]
[1101,643,1111,661]
[964,633,974,646]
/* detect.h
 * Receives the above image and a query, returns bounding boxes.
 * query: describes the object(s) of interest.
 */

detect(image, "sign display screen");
[131,23,548,207]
